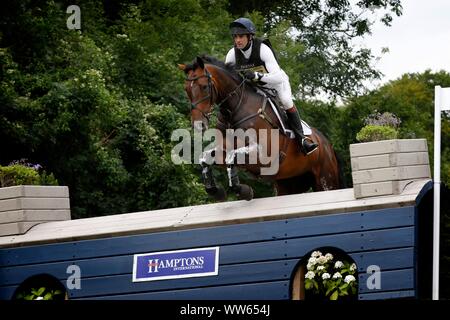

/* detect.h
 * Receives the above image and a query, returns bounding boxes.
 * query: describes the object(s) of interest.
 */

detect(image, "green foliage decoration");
[356,125,398,142]
[15,287,64,301]
[356,111,401,142]
[0,160,58,188]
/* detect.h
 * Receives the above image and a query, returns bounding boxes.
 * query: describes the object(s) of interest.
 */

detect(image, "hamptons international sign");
[132,247,219,282]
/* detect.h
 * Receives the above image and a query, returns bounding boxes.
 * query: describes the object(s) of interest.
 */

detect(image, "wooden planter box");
[0,185,71,236]
[350,139,431,198]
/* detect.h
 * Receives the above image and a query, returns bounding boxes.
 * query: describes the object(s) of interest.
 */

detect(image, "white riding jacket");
[225,41,294,110]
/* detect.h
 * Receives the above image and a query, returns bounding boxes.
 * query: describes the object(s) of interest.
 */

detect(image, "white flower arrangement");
[317,256,328,265]
[322,273,331,280]
[311,251,322,258]
[304,251,358,300]
[344,275,356,284]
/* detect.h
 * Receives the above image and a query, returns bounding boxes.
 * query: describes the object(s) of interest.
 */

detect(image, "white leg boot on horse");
[286,106,318,156]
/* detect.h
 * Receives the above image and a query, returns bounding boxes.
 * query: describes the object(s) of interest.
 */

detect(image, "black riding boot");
[286,107,318,155]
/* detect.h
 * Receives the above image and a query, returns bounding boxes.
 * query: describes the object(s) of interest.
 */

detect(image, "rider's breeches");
[264,71,294,110]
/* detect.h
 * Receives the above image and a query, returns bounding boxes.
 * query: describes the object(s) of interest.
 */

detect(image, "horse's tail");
[334,150,348,189]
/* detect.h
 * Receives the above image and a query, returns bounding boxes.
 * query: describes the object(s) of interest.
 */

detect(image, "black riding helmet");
[229,17,256,35]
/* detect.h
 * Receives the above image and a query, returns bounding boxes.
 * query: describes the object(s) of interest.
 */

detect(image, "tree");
[340,70,450,187]
[0,0,232,218]
[228,0,403,99]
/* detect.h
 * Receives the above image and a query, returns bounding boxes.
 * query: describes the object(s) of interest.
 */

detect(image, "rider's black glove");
[243,70,263,82]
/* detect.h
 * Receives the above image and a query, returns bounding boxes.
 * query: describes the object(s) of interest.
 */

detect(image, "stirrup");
[301,138,318,156]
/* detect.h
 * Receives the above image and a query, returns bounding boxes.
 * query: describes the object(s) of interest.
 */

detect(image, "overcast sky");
[360,0,450,87]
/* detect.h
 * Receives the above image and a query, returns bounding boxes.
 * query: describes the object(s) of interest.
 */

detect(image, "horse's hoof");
[236,184,254,201]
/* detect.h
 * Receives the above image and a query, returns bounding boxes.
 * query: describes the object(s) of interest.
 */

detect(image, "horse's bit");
[185,69,216,120]
[185,68,246,122]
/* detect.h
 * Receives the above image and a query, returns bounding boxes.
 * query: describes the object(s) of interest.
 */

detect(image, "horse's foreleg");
[226,165,240,191]
[201,163,216,191]
[199,148,226,201]
[225,149,254,201]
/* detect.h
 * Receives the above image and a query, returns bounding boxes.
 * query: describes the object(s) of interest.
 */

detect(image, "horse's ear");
[178,64,186,71]
[196,56,205,69]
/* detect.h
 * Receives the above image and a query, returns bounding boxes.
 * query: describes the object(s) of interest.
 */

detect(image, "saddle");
[250,83,312,138]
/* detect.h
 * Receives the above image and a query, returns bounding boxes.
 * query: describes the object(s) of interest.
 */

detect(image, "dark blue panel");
[0,247,414,287]
[358,269,414,293]
[0,260,295,300]
[0,286,15,300]
[0,206,415,267]
[80,280,290,300]
[359,290,415,300]
[219,227,414,264]
[0,256,131,286]
[350,248,414,273]
[0,227,415,286]
[415,180,433,205]
[68,259,297,299]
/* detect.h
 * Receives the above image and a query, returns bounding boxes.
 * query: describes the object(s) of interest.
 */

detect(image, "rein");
[186,67,246,123]
[186,69,215,120]
[186,65,278,131]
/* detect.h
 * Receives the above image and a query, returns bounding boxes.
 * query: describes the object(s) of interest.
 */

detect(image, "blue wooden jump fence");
[0,179,433,300]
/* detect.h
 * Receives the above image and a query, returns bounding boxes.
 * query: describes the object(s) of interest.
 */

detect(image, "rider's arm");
[225,48,236,66]
[259,44,284,85]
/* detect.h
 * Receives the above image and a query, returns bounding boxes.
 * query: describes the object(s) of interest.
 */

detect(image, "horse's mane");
[185,54,242,82]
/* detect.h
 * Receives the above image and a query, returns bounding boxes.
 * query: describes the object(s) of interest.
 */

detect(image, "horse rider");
[225,17,318,155]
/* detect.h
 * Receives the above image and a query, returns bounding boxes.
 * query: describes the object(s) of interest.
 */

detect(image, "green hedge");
[356,125,398,142]
[0,164,58,187]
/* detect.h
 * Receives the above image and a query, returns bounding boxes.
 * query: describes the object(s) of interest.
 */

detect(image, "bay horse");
[179,56,341,200]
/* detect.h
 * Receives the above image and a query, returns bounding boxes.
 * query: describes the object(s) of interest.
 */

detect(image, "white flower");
[317,266,325,271]
[322,273,331,280]
[334,261,344,269]
[311,251,322,258]
[325,253,333,261]
[308,257,317,265]
[350,263,357,272]
[317,256,327,264]
[35,296,44,300]
[332,272,342,279]
[307,263,314,271]
[344,275,356,283]
[305,271,315,280]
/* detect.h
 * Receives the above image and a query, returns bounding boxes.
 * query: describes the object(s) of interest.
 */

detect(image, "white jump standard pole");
[433,85,450,300]
[432,86,441,300]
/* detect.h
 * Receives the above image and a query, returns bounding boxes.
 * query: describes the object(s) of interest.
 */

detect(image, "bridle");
[185,66,246,124]
[185,68,216,121]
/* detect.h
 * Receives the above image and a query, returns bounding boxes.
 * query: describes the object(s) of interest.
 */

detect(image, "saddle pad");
[266,98,312,137]
[301,120,312,136]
